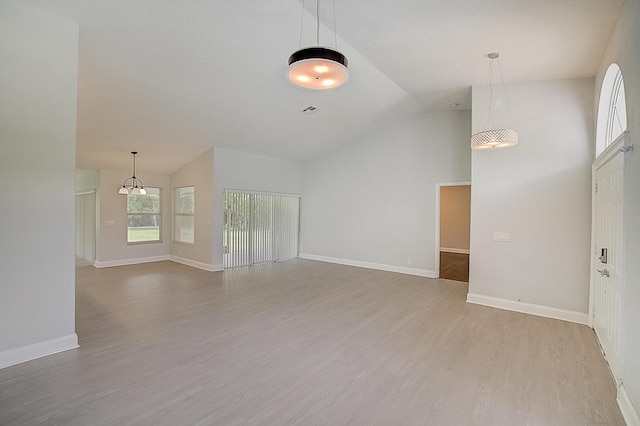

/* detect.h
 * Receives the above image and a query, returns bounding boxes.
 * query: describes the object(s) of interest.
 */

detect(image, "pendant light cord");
[316,0,320,46]
[299,0,340,49]
[487,58,494,129]
[497,59,514,127]
[299,0,305,48]
[333,0,338,49]
[486,55,514,129]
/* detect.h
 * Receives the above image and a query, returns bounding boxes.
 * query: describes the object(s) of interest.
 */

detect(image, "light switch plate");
[493,232,510,242]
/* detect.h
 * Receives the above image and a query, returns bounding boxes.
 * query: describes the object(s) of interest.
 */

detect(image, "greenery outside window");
[174,186,195,244]
[127,187,161,243]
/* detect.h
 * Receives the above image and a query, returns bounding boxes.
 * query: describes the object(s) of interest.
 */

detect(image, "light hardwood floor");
[0,260,625,425]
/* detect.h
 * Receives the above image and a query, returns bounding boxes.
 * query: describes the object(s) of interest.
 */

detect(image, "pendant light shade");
[471,53,518,150]
[471,128,519,150]
[287,0,349,90]
[118,151,146,195]
[287,47,349,90]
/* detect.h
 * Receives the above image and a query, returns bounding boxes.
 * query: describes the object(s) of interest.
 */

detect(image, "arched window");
[596,63,627,157]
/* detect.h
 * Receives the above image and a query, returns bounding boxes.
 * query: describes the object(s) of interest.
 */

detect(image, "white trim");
[169,255,223,272]
[298,253,435,278]
[618,383,640,426]
[466,293,588,325]
[440,247,470,254]
[594,131,630,169]
[94,255,170,268]
[0,334,78,370]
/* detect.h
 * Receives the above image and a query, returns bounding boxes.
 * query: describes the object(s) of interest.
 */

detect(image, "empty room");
[1,0,640,425]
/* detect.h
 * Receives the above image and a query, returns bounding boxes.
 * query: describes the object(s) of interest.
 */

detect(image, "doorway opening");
[75,191,96,267]
[436,183,471,281]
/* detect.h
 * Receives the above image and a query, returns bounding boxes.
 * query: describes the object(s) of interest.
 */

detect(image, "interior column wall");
[0,0,79,367]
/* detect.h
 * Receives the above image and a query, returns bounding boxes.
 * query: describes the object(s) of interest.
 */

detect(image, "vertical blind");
[223,191,300,269]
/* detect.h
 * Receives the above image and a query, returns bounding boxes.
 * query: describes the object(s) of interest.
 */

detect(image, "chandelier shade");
[118,151,146,195]
[471,128,519,150]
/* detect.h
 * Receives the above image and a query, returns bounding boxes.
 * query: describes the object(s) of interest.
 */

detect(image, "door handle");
[597,269,610,277]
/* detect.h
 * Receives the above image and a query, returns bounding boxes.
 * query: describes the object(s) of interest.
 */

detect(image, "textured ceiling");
[23,0,623,174]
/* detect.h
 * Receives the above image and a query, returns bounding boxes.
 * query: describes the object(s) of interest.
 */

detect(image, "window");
[596,63,627,157]
[174,186,195,244]
[127,187,161,243]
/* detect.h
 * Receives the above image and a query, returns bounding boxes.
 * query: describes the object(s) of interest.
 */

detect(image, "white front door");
[592,137,626,381]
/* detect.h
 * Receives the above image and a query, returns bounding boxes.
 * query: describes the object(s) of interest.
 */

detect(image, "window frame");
[596,63,627,157]
[126,187,162,245]
[173,186,195,245]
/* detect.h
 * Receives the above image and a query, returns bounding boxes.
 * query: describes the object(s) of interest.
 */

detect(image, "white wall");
[0,1,79,368]
[213,147,302,268]
[468,78,594,318]
[170,148,215,270]
[95,169,171,266]
[76,169,99,193]
[596,0,640,418]
[300,110,471,276]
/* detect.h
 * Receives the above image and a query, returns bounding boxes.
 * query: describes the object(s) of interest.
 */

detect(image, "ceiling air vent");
[302,106,318,115]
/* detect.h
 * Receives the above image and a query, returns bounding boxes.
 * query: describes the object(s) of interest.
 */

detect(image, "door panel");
[593,149,624,380]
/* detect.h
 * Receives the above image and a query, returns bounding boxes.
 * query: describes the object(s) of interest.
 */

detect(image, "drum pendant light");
[471,53,519,150]
[287,0,349,90]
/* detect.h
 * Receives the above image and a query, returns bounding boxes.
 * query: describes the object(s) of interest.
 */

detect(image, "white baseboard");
[619,383,640,426]
[0,334,78,370]
[440,247,470,254]
[169,255,223,272]
[466,293,588,325]
[298,253,435,278]
[94,255,170,268]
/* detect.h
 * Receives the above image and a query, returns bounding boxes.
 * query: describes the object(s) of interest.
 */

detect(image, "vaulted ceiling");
[24,0,623,174]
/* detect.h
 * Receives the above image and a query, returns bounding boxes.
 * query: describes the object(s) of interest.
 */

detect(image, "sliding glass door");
[223,191,299,269]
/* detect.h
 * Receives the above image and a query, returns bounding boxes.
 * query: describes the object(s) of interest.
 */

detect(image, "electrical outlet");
[493,232,511,242]
[407,258,412,265]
